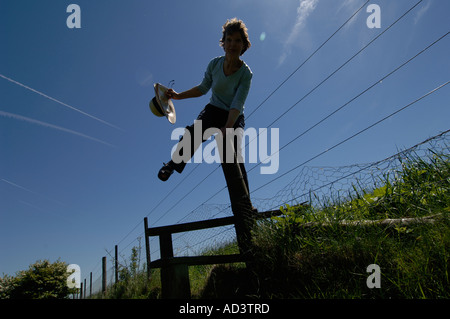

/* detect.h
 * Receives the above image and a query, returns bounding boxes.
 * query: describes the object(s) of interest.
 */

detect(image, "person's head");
[220,18,251,56]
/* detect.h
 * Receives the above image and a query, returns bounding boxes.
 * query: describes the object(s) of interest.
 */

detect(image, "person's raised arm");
[166,86,203,100]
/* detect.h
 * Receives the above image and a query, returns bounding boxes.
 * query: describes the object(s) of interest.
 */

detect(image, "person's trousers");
[170,104,250,193]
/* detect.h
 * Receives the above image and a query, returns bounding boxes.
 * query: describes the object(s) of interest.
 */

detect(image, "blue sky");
[1,0,449,283]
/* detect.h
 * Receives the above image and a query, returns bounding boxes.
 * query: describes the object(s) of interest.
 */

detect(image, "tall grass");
[95,150,449,299]
[249,151,449,298]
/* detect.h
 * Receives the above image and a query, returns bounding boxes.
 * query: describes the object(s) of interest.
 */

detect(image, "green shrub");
[1,259,75,299]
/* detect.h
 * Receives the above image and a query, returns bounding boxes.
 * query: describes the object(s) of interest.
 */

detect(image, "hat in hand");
[149,83,176,124]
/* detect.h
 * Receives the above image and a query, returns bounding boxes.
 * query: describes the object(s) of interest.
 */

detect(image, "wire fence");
[81,128,449,298]
[79,0,449,297]
[169,128,450,259]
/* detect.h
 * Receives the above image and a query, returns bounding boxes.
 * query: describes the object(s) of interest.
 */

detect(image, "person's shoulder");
[211,55,224,62]
[242,60,252,77]
[209,56,224,65]
[205,56,224,71]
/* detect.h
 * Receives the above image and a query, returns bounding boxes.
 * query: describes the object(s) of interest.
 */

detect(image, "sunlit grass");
[95,150,449,299]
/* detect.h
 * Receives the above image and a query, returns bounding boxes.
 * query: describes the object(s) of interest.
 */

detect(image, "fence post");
[144,217,151,279]
[102,256,107,294]
[89,272,92,297]
[159,232,191,299]
[115,245,118,284]
[220,137,255,267]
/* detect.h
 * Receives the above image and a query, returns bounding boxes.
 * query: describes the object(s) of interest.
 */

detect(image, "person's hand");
[165,88,180,100]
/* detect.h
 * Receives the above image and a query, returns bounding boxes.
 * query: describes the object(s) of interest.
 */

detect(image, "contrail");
[1,178,37,194]
[1,179,67,207]
[0,110,116,148]
[18,200,71,222]
[0,73,124,131]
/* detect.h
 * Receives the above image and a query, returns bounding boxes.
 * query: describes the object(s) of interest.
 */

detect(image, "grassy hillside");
[98,150,449,299]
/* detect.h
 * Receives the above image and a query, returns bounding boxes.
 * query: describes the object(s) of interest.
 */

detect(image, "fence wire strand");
[80,0,450,296]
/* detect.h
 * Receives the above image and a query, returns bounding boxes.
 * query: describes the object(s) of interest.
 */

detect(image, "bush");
[0,259,75,299]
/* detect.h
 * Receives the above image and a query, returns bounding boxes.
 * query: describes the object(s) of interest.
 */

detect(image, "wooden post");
[115,245,118,284]
[89,272,92,297]
[102,256,107,294]
[80,281,83,299]
[160,233,174,259]
[84,278,86,299]
[144,217,151,279]
[162,263,190,299]
[159,233,191,299]
[220,135,255,266]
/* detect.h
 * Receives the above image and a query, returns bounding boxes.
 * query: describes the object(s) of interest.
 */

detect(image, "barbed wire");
[88,0,447,285]
[170,128,449,258]
[84,127,449,296]
[143,0,431,231]
[108,0,374,252]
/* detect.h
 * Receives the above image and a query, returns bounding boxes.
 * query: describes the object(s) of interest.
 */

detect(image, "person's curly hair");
[220,18,251,56]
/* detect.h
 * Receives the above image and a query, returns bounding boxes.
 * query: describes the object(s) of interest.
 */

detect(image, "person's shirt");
[197,56,252,114]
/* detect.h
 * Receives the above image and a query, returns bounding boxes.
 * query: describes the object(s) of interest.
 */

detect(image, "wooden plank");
[148,216,236,236]
[150,254,244,268]
[313,213,441,228]
[146,210,283,237]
